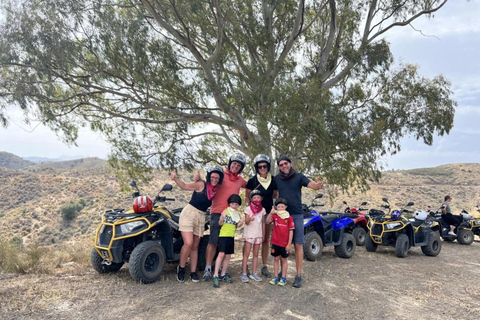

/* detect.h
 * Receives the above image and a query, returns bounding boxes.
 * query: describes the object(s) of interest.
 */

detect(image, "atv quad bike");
[91,181,210,284]
[342,200,369,246]
[428,206,479,245]
[303,194,356,261]
[366,198,442,258]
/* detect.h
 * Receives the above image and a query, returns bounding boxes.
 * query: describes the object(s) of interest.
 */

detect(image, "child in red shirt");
[266,198,294,286]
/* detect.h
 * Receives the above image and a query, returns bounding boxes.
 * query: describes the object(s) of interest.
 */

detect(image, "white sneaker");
[249,273,262,282]
[448,231,456,236]
[240,273,249,283]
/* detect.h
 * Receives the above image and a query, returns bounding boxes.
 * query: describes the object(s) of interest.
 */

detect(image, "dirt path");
[2,240,480,320]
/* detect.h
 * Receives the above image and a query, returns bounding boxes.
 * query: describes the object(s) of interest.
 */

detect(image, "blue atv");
[302,194,356,260]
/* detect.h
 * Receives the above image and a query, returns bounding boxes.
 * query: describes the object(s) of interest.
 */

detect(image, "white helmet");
[414,210,427,221]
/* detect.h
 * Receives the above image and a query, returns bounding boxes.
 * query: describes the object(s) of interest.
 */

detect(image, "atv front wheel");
[303,232,323,261]
[91,248,124,273]
[421,232,442,256]
[457,229,474,245]
[365,234,378,252]
[334,233,356,259]
[395,234,409,258]
[352,227,367,246]
[129,241,166,284]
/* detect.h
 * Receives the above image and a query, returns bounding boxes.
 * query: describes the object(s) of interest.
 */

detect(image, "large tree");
[0,0,456,190]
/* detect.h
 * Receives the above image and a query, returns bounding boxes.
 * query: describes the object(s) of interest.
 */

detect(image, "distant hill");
[31,157,107,170]
[0,151,34,169]
[24,155,95,163]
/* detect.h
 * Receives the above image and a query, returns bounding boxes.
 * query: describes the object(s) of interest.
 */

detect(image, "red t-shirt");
[270,214,295,247]
[210,173,247,214]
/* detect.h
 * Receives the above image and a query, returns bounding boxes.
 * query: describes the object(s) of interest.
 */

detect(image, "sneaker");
[249,273,262,282]
[203,270,212,282]
[220,274,233,283]
[278,277,287,286]
[292,275,302,288]
[448,231,456,236]
[240,273,249,283]
[212,275,220,288]
[269,277,279,285]
[190,272,200,283]
[177,266,185,283]
[261,266,272,278]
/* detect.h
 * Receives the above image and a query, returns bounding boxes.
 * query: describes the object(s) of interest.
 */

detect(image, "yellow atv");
[91,181,197,284]
[366,198,442,258]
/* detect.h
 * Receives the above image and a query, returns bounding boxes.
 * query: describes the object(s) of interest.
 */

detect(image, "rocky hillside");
[0,151,33,169]
[0,159,479,247]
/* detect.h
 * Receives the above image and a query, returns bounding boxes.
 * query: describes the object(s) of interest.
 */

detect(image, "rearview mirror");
[130,180,137,188]
[361,202,367,206]
[342,201,347,205]
[161,184,173,191]
[406,202,414,207]
[315,194,323,199]
[382,197,389,203]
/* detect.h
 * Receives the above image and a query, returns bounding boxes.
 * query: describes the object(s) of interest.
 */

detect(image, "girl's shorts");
[244,237,263,245]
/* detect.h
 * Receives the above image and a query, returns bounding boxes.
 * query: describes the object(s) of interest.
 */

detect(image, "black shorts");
[218,237,235,255]
[208,214,221,245]
[271,244,289,258]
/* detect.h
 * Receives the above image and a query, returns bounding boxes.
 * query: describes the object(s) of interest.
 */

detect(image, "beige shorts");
[179,204,206,237]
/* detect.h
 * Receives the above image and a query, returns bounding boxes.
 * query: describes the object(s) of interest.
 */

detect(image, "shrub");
[60,200,85,221]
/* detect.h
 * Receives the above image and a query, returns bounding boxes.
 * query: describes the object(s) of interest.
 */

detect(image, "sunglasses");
[278,162,289,167]
[258,165,268,169]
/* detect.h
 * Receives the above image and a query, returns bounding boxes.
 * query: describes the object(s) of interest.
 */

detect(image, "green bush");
[60,200,85,221]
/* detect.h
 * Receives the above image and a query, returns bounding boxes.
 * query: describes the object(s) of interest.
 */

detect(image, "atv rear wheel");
[334,233,356,259]
[352,227,367,246]
[457,229,474,245]
[129,241,166,284]
[365,234,378,252]
[91,248,124,273]
[304,232,323,261]
[395,234,409,258]
[421,231,442,256]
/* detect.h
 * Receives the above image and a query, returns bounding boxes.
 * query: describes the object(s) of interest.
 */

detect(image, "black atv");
[303,194,356,261]
[366,198,442,258]
[91,181,210,284]
[428,206,478,245]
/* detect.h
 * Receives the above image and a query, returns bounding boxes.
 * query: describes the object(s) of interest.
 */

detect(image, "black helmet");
[206,166,224,185]
[227,194,242,205]
[249,189,263,200]
[253,154,270,173]
[275,198,288,207]
[228,153,246,174]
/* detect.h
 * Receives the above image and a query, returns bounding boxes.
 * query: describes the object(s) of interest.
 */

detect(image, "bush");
[60,200,85,221]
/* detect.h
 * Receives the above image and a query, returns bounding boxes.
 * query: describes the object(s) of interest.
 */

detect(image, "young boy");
[241,189,266,282]
[212,194,244,288]
[266,198,294,286]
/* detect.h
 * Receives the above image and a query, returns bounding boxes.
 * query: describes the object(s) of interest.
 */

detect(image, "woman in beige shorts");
[171,166,224,283]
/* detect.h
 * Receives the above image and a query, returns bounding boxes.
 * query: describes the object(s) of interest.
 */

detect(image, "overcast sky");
[0,1,479,169]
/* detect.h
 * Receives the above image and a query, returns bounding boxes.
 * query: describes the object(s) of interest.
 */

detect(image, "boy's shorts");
[244,237,263,245]
[218,237,235,255]
[208,214,221,245]
[271,244,290,258]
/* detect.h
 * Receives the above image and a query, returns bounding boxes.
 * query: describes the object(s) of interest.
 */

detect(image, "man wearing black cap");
[274,155,323,288]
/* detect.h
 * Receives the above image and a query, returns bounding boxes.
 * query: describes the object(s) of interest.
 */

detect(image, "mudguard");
[333,217,354,231]
[304,215,323,228]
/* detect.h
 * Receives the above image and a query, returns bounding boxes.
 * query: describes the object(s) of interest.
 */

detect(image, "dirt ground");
[2,238,480,320]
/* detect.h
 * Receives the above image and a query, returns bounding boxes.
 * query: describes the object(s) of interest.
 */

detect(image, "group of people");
[170,153,323,288]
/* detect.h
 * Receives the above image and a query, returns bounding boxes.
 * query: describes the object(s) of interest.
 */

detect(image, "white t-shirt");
[243,206,266,239]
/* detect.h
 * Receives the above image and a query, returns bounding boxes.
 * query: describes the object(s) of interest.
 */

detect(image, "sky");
[0,1,479,169]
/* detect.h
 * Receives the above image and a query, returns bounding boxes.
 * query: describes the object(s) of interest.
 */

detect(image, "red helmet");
[133,196,153,213]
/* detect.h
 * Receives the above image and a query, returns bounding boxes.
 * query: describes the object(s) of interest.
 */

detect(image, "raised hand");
[170,169,177,181]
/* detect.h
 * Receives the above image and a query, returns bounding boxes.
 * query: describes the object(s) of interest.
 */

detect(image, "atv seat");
[321,215,339,223]
[169,208,182,224]
[410,220,425,227]
[342,213,359,219]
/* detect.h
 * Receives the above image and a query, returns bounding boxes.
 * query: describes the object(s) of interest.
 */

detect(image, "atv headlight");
[385,222,402,230]
[120,221,146,233]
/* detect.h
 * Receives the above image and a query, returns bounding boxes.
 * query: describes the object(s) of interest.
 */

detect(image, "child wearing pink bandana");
[240,190,266,282]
